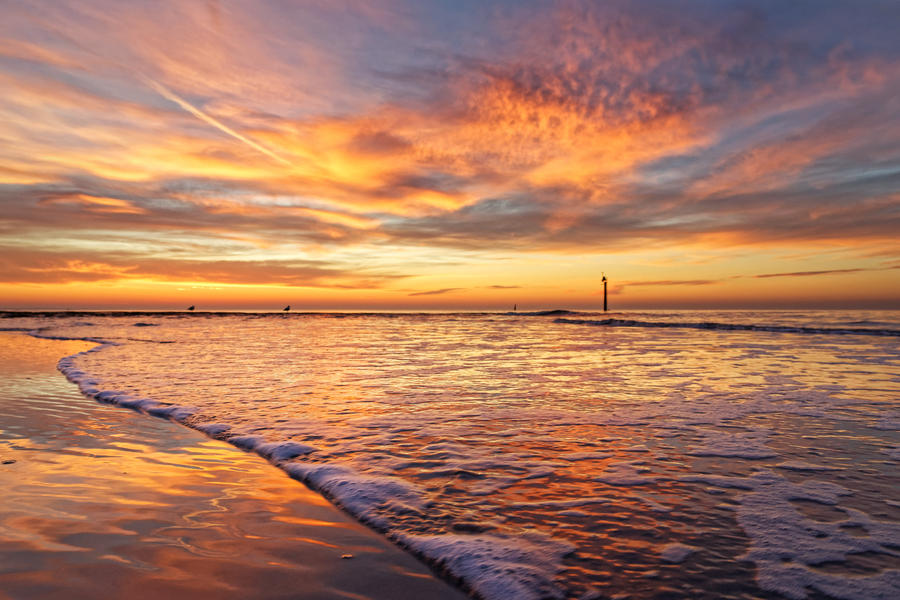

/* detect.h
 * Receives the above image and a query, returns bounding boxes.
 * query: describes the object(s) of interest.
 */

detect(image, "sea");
[2,309,899,600]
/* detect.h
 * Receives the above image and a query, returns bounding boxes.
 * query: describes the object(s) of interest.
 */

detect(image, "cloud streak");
[0,246,404,288]
[622,280,719,287]
[753,267,900,279]
[145,78,291,166]
[407,288,463,297]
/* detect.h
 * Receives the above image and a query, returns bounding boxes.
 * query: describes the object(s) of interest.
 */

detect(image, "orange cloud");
[1,0,898,308]
[40,194,146,215]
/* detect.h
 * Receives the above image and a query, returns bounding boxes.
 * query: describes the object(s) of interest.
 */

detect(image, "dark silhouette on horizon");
[283,305,290,312]
[187,305,195,311]
[602,274,608,312]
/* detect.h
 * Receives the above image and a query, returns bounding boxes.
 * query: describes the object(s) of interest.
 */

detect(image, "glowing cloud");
[0,0,897,308]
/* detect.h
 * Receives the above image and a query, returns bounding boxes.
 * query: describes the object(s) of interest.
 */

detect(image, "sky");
[1,0,898,310]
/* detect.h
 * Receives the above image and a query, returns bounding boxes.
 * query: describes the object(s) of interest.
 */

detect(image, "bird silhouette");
[283,305,290,312]
[187,305,195,311]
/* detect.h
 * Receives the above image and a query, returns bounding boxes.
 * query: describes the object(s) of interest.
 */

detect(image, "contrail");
[145,77,291,166]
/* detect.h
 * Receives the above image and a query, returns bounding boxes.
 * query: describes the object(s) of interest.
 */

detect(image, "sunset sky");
[1,0,898,310]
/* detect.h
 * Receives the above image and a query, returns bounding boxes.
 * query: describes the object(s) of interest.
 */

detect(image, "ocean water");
[2,310,899,600]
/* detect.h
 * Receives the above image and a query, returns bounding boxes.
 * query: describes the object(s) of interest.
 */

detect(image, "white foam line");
[24,330,570,600]
[48,333,196,421]
[555,317,900,337]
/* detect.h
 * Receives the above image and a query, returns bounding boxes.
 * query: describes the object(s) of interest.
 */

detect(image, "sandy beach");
[0,333,467,600]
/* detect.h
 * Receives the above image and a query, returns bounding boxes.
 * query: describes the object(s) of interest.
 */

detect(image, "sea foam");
[2,309,895,599]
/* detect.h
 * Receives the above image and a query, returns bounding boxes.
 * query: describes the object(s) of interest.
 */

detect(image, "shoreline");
[0,332,468,600]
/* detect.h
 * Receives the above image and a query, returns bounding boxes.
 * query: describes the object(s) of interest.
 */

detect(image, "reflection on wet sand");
[0,333,466,600]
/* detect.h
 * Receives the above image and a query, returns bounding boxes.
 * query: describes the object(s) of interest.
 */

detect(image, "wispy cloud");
[623,280,719,287]
[0,246,404,288]
[615,266,900,294]
[408,287,463,296]
[753,266,900,279]
[145,78,291,166]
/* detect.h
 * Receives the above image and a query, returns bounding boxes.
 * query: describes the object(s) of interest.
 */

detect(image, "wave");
[555,317,900,337]
[844,320,899,327]
[505,309,579,316]
[44,331,570,600]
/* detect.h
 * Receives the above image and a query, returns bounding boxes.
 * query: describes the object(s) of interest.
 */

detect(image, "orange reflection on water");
[0,334,95,375]
[0,333,466,600]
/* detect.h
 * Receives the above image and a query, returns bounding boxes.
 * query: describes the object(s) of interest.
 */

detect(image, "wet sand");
[0,333,468,600]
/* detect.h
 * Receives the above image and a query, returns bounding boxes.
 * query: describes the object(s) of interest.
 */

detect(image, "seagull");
[187,305,195,311]
[283,305,290,312]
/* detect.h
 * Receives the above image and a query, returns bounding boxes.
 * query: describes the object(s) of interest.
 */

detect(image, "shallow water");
[0,333,466,600]
[2,311,899,599]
